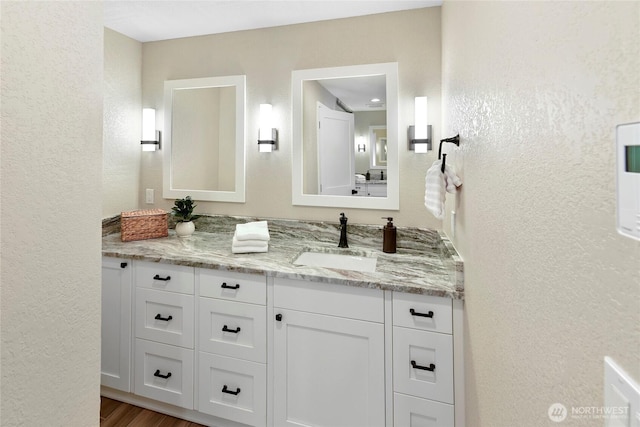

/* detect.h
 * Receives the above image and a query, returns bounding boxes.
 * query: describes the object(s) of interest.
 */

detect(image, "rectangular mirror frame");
[291,62,399,210]
[163,75,246,203]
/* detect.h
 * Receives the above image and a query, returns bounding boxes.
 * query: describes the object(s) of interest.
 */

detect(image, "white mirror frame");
[292,63,399,210]
[163,75,246,202]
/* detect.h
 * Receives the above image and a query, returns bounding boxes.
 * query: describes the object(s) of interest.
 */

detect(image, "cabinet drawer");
[274,278,384,323]
[134,339,194,409]
[198,353,266,427]
[135,288,194,348]
[393,327,454,404]
[199,269,266,305]
[199,298,266,363]
[393,293,452,334]
[394,393,454,427]
[135,261,194,294]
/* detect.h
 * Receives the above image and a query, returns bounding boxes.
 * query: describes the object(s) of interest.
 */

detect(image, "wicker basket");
[121,209,168,242]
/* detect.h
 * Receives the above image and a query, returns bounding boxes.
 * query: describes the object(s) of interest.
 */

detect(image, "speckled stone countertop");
[102,215,464,299]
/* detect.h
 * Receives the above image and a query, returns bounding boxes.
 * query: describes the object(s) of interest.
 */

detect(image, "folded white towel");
[355,174,366,184]
[424,160,462,220]
[235,221,270,241]
[232,243,269,254]
[232,232,269,247]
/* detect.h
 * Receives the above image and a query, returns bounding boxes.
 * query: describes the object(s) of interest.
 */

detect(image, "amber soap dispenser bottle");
[382,217,396,253]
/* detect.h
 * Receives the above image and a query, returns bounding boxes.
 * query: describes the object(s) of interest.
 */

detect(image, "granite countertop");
[102,215,464,299]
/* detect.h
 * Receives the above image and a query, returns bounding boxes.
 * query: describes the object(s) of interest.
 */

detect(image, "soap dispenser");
[382,217,396,253]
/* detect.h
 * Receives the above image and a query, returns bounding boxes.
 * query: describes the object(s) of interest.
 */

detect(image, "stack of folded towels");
[231,221,270,254]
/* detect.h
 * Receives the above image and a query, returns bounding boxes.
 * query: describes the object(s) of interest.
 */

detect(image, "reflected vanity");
[291,62,399,210]
[163,75,246,202]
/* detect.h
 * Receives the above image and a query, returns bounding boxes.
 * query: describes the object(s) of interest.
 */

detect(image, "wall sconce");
[141,108,161,151]
[408,96,431,153]
[356,136,366,152]
[258,103,278,152]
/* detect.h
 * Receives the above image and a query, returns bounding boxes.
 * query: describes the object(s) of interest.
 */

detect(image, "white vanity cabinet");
[101,257,132,392]
[273,278,386,427]
[101,256,463,427]
[366,182,387,197]
[133,261,195,409]
[197,269,267,427]
[392,292,457,427]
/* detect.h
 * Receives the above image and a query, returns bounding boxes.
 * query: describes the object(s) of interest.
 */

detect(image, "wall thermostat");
[616,122,640,241]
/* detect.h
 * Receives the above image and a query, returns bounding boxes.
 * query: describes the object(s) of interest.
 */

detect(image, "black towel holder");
[438,134,460,173]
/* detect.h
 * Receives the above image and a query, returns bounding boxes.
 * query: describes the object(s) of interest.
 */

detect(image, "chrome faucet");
[338,212,349,248]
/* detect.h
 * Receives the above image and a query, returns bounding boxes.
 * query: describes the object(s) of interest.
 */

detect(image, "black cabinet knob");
[275,314,282,322]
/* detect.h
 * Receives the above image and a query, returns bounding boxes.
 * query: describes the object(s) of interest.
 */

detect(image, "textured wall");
[441,2,640,426]
[140,8,442,227]
[103,28,142,217]
[1,2,103,425]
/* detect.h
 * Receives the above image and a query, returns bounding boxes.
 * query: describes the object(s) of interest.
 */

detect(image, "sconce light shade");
[258,103,278,152]
[409,96,431,153]
[141,108,161,151]
[356,135,366,152]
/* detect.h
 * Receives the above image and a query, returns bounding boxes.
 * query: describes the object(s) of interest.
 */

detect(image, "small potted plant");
[171,196,200,237]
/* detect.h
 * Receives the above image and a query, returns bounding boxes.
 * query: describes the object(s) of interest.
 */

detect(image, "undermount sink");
[293,250,377,273]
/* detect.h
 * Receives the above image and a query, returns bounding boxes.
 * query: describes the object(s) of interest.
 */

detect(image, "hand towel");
[235,221,270,241]
[232,232,269,247]
[232,243,269,254]
[424,160,462,220]
[443,164,462,193]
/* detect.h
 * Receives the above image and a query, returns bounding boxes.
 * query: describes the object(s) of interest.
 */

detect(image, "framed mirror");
[369,126,387,169]
[292,63,398,210]
[163,75,246,202]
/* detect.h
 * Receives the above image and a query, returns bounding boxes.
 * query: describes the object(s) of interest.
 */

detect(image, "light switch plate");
[604,357,640,427]
[145,188,154,204]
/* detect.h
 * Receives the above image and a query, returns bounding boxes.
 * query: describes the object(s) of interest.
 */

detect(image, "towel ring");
[438,134,460,173]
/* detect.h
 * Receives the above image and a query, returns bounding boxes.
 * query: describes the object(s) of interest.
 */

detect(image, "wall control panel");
[616,122,640,241]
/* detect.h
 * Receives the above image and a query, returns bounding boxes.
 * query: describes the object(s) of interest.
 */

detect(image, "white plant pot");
[175,221,195,238]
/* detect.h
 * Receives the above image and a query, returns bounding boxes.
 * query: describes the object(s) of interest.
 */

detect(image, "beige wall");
[103,28,142,217]
[442,2,640,426]
[1,2,104,425]
[141,8,442,227]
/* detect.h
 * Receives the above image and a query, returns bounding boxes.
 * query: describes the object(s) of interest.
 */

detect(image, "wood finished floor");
[100,397,206,427]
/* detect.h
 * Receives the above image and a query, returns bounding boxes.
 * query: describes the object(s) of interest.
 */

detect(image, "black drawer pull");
[153,369,172,379]
[154,314,173,322]
[221,282,240,290]
[222,325,241,334]
[411,360,436,371]
[410,308,434,318]
[222,385,241,395]
[120,262,128,269]
[275,314,282,322]
[153,274,171,281]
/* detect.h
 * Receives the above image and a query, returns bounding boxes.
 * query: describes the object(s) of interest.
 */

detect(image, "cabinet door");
[274,309,385,427]
[101,257,132,392]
